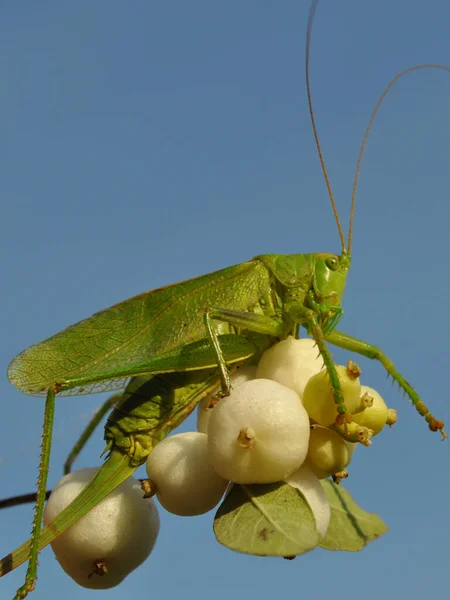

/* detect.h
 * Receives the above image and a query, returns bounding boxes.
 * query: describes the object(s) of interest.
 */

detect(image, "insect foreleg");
[297,308,351,425]
[306,290,343,334]
[203,307,285,394]
[326,330,446,439]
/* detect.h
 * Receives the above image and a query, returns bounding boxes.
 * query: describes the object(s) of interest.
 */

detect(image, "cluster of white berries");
[44,337,396,588]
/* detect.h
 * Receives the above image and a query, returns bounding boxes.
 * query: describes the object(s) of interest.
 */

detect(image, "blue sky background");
[1,1,450,598]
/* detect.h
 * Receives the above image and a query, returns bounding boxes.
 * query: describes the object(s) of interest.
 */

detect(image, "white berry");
[352,385,388,435]
[207,379,310,484]
[302,363,361,426]
[197,365,257,434]
[256,337,324,398]
[43,467,159,589]
[146,432,228,516]
[304,426,349,479]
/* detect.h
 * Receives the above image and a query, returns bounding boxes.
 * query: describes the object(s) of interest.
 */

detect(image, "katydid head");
[313,252,350,309]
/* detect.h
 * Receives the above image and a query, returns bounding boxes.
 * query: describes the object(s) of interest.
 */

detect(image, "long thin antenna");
[348,64,450,255]
[306,0,347,254]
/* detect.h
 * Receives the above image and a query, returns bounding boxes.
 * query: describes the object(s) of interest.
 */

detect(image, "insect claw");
[335,413,347,426]
[428,419,447,440]
[208,389,228,409]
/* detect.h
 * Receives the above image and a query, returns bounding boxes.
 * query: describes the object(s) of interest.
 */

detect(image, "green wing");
[8,260,271,396]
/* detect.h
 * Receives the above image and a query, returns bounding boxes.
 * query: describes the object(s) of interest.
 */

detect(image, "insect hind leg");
[13,386,56,600]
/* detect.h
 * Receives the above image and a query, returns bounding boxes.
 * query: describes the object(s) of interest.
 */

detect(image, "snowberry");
[343,440,357,467]
[304,426,349,479]
[302,362,361,426]
[146,432,228,516]
[43,467,159,589]
[207,378,310,484]
[352,385,389,435]
[197,365,257,434]
[256,337,323,398]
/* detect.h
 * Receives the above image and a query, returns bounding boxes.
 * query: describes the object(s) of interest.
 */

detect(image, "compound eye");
[326,256,339,271]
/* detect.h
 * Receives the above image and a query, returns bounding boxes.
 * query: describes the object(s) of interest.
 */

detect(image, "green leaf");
[319,480,388,551]
[214,482,320,557]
